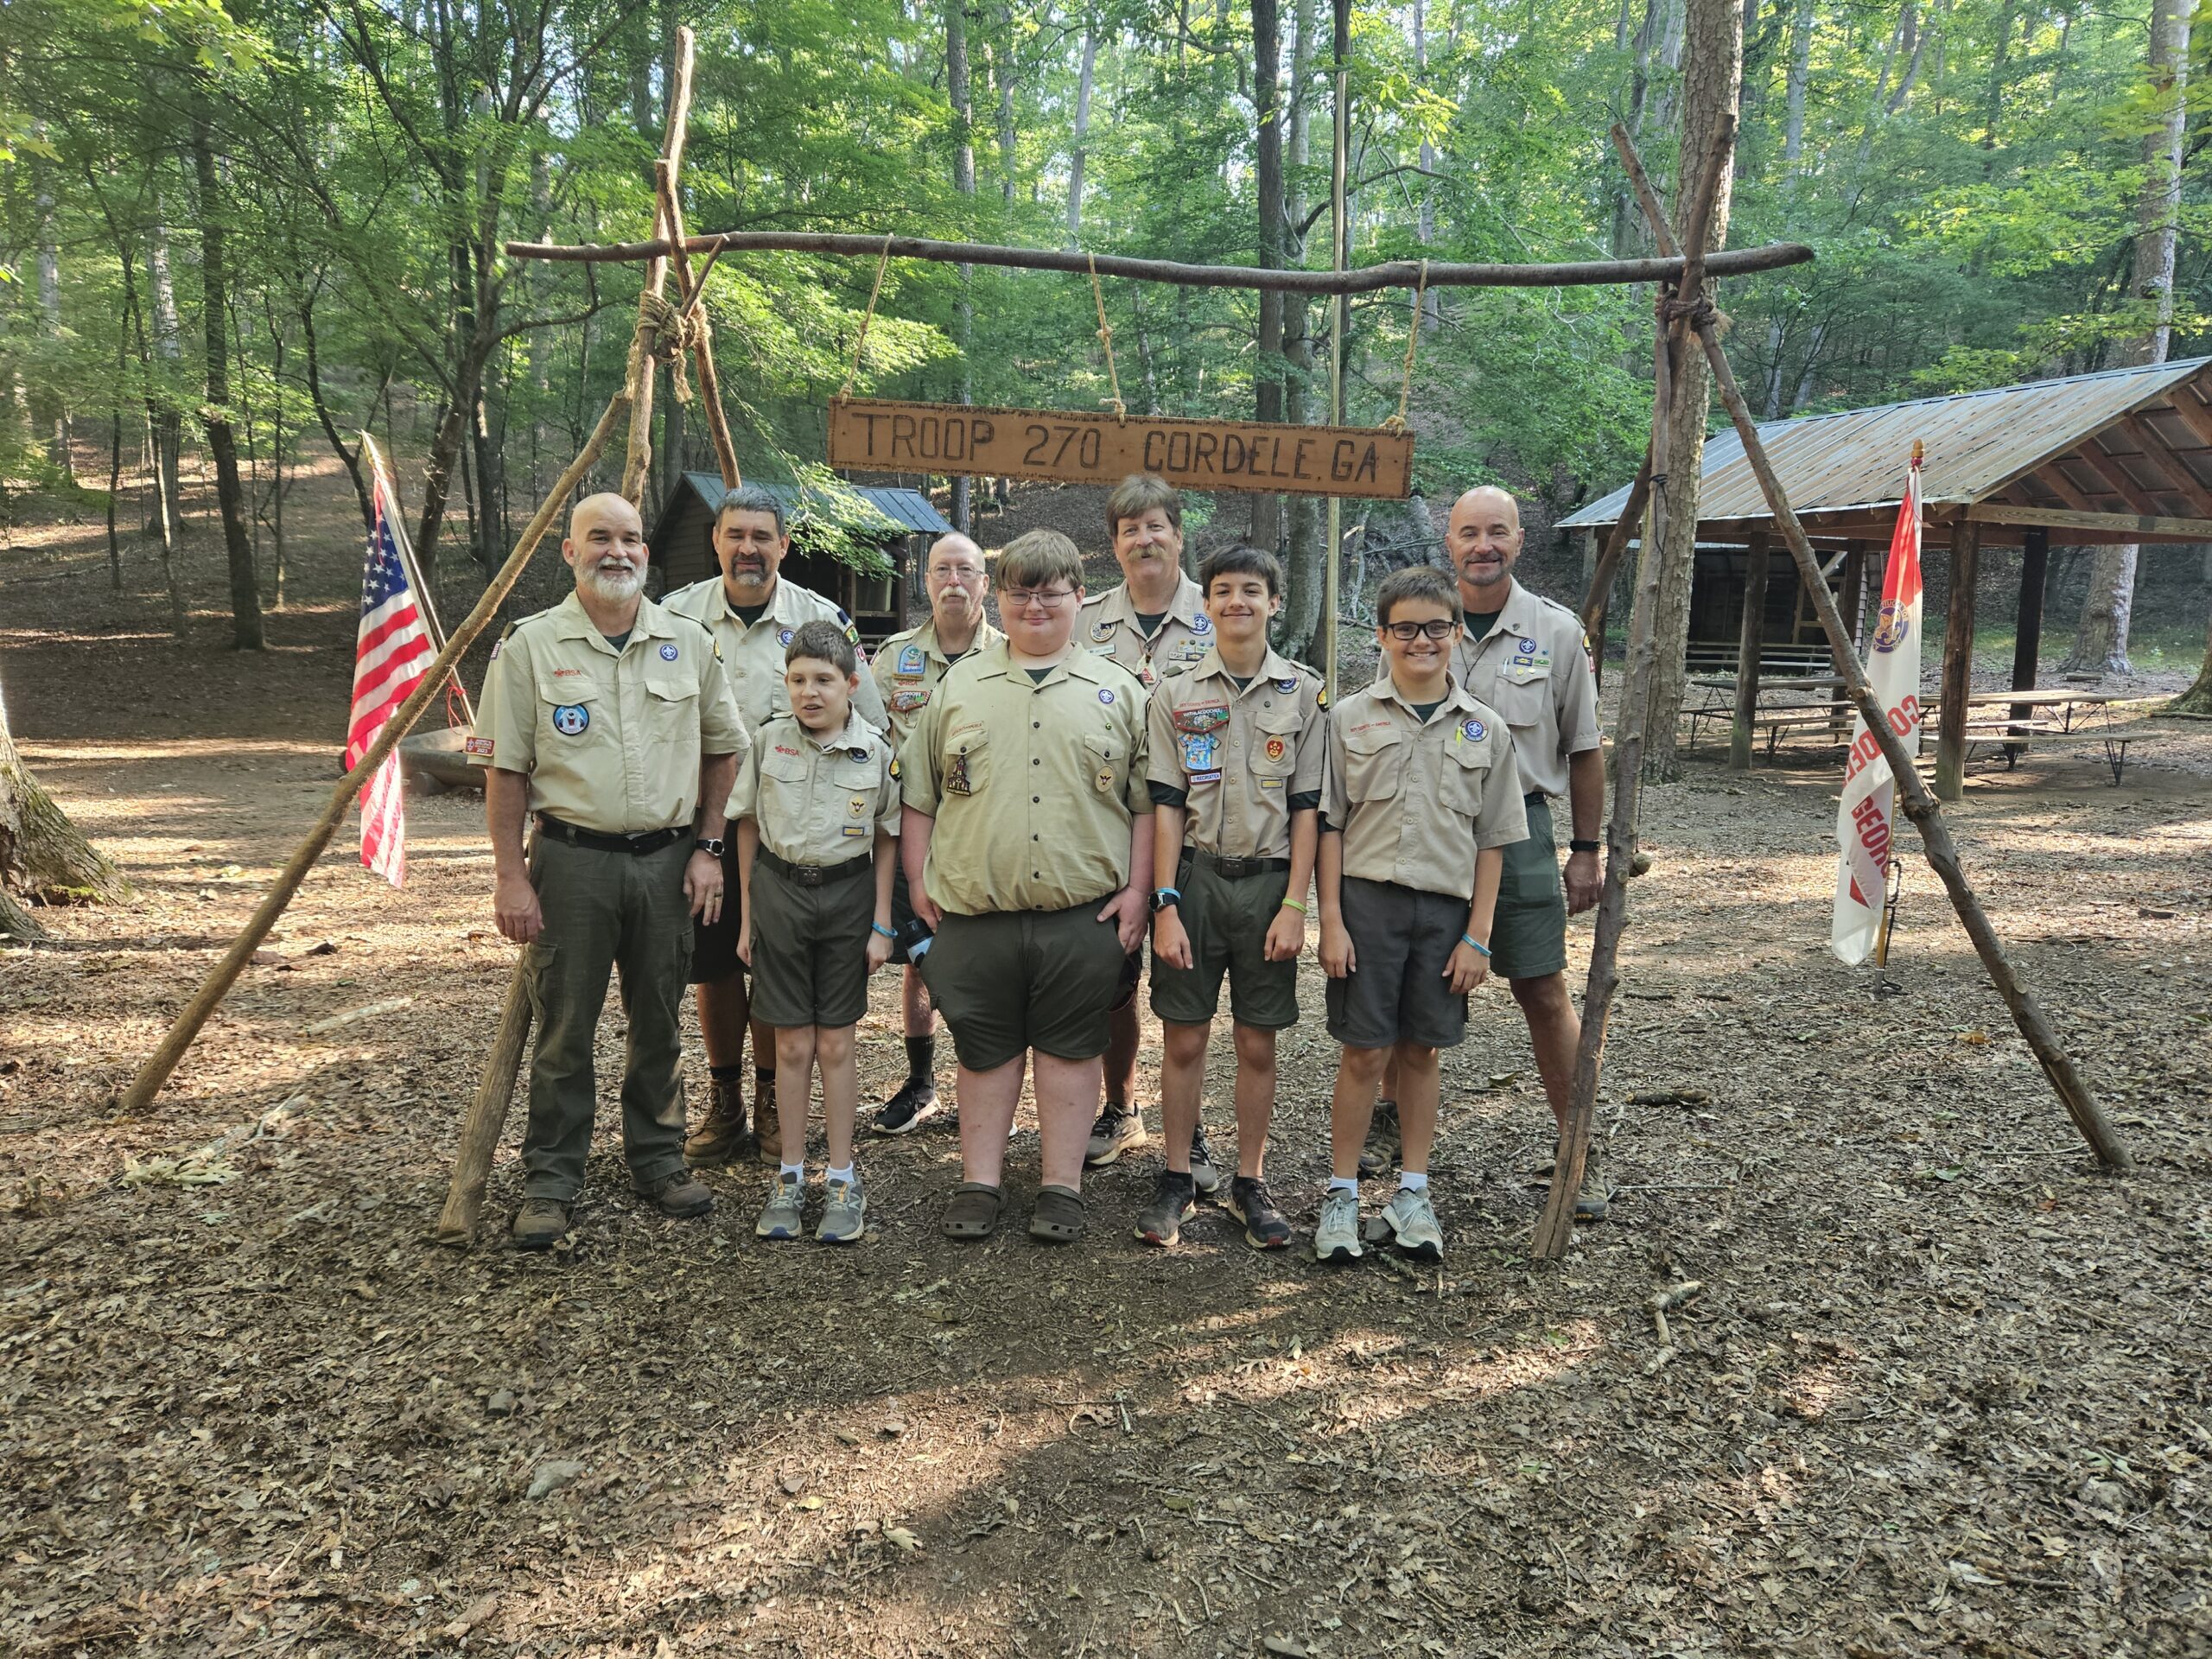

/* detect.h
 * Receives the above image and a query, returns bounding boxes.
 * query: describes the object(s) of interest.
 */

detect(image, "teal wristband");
[1460,933,1492,957]
[871,922,897,940]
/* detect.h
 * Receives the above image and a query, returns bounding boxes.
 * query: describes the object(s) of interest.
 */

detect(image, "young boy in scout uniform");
[902,529,1153,1245]
[731,621,900,1244]
[1316,564,1527,1265]
[664,485,890,1170]
[1138,545,1325,1251]
[866,532,1001,1136]
[471,492,748,1249]
[1076,474,1215,1170]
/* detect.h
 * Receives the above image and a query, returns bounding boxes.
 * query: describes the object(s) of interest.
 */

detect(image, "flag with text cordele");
[347,470,435,887]
[1831,450,1924,963]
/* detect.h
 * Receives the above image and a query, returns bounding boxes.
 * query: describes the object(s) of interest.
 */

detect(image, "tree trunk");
[1,676,128,938]
[990,8,1019,206]
[1412,0,1440,331]
[189,101,265,652]
[948,0,977,533]
[1067,22,1097,247]
[1250,0,1287,554]
[2173,603,2212,714]
[32,141,68,474]
[1639,0,1740,781]
[1278,0,1323,658]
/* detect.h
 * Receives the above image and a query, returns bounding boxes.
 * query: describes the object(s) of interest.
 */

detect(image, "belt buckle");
[794,864,825,888]
[1217,855,1253,879]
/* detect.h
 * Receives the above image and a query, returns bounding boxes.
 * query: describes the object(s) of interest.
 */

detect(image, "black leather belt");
[1195,851,1292,880]
[536,814,688,856]
[759,846,872,887]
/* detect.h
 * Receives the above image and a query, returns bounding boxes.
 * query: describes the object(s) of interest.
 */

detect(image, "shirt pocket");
[1249,708,1304,780]
[943,728,989,798]
[1340,724,1405,803]
[537,673,612,750]
[643,672,698,747]
[831,758,882,841]
[1441,736,1494,817]
[1489,665,1552,733]
[1081,731,1127,797]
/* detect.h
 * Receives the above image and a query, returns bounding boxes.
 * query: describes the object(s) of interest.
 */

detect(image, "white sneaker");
[1380,1185,1445,1262]
[1313,1187,1363,1262]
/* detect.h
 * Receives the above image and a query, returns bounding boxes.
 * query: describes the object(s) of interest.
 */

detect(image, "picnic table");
[1683,674,1852,756]
[1936,689,2146,784]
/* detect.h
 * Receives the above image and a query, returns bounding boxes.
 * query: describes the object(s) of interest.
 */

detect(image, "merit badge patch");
[464,735,495,758]
[1180,731,1222,773]
[1460,718,1486,742]
[897,645,926,676]
[659,642,679,661]
[1263,735,1287,763]
[552,704,590,737]
[1097,688,1116,705]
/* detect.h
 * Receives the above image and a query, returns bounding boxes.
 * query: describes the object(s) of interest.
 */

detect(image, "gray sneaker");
[817,1171,868,1243]
[754,1173,805,1241]
[1188,1126,1222,1196]
[1380,1185,1445,1262]
[1084,1106,1148,1167]
[1313,1187,1363,1262]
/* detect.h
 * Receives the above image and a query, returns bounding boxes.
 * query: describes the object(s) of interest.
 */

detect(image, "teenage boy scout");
[867,531,1001,1136]
[902,529,1153,1246]
[472,492,747,1250]
[664,484,889,1168]
[1076,474,1212,1172]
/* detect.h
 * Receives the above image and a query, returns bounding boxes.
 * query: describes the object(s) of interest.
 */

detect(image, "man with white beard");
[471,492,749,1249]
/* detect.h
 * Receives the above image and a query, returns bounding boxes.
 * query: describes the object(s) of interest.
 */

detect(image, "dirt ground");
[3,455,2210,1658]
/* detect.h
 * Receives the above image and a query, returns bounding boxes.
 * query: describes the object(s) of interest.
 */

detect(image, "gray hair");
[715,484,787,537]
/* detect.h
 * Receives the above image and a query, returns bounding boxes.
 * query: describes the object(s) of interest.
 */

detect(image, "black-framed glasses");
[1381,619,1459,641]
[1001,588,1078,609]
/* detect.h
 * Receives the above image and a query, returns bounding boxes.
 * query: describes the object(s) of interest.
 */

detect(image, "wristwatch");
[1568,838,1601,855]
[1150,887,1181,914]
[694,836,726,857]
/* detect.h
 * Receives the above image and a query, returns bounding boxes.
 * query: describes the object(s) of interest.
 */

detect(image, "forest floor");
[3,455,2209,1658]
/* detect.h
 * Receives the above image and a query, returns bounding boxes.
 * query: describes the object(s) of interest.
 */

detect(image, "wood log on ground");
[434,960,534,1246]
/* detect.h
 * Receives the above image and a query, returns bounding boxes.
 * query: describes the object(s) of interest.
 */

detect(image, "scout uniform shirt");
[730,709,901,867]
[868,615,1005,745]
[1451,578,1601,800]
[467,591,747,835]
[1146,647,1326,859]
[662,573,890,734]
[901,643,1151,917]
[1321,675,1529,899]
[1077,571,1215,686]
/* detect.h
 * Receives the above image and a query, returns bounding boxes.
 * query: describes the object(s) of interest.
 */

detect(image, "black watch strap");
[1568,838,1601,854]
[695,836,727,857]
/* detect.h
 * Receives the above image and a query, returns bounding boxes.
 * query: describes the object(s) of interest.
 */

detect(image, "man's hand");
[1444,940,1491,995]
[684,849,725,924]
[1100,886,1147,953]
[1153,906,1193,969]
[1319,918,1355,979]
[1564,849,1602,915]
[866,929,893,972]
[913,887,944,931]
[1263,904,1306,963]
[494,873,543,944]
[735,922,753,969]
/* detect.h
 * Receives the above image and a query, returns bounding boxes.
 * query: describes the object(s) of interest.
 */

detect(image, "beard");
[582,561,644,601]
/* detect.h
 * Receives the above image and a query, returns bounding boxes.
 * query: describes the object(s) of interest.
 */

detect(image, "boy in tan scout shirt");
[1316,565,1527,1266]
[731,621,900,1244]
[1139,544,1324,1251]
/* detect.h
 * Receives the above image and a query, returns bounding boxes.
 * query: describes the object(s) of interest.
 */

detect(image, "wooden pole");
[1578,445,1653,636]
[1936,522,1981,800]
[434,952,536,1245]
[1728,531,1770,769]
[655,158,743,491]
[1321,0,1349,701]
[619,33,698,505]
[116,393,631,1115]
[505,231,1815,295]
[2009,525,2050,752]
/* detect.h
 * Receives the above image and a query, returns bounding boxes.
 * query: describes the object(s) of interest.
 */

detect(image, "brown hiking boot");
[636,1169,714,1219]
[684,1077,755,1166]
[753,1076,783,1166]
[511,1197,572,1251]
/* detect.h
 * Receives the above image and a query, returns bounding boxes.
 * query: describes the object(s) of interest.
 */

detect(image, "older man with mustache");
[471,492,748,1249]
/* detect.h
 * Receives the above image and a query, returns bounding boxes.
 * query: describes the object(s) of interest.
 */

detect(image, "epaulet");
[674,610,715,637]
[1532,592,1580,622]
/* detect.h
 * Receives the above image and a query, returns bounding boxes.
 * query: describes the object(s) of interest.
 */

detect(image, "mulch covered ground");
[3,464,2208,1657]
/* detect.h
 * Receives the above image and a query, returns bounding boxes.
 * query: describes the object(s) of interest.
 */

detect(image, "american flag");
[348,468,435,887]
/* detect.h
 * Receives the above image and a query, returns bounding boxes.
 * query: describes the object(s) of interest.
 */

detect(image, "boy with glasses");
[1315,566,1526,1264]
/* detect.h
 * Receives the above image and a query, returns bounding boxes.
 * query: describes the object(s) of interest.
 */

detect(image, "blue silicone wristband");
[871,922,897,940]
[1461,933,1492,957]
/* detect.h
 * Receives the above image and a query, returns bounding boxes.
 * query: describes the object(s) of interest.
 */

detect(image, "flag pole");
[362,431,477,727]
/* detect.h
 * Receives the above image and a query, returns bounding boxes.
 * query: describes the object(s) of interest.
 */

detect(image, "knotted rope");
[1381,258,1430,435]
[1087,251,1128,422]
[839,233,895,403]
[636,290,705,404]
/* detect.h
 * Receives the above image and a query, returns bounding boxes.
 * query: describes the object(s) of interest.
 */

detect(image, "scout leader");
[865,531,1001,1137]
[470,493,748,1250]
[1075,474,1215,1172]
[1363,486,1609,1221]
[900,529,1154,1245]
[1138,543,1325,1252]
[664,485,890,1171]
[1317,564,1527,1266]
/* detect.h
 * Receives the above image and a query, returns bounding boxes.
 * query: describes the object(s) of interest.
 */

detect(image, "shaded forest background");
[6,0,2212,683]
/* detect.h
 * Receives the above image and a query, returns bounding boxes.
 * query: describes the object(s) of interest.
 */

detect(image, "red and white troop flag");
[347,468,435,887]
[1831,446,1925,964]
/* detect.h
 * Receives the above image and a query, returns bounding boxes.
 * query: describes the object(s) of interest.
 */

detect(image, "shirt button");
[1033,757,1041,766]
[1033,796,1040,804]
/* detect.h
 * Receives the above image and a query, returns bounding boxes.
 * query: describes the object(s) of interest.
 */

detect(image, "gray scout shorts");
[1491,794,1568,982]
[1148,851,1300,1029]
[747,855,875,1029]
[1325,876,1471,1050]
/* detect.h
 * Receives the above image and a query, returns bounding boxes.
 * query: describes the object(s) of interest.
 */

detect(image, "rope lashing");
[1656,292,1726,334]
[635,290,705,404]
[839,232,895,404]
[1382,258,1430,436]
[1086,251,1128,423]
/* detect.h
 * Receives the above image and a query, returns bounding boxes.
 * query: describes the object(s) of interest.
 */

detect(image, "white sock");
[1327,1176,1358,1196]
[1398,1171,1429,1192]
[779,1161,805,1184]
[825,1162,855,1186]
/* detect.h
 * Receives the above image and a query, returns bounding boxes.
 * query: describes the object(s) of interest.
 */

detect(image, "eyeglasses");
[1001,588,1078,609]
[1381,619,1459,642]
[929,565,985,582]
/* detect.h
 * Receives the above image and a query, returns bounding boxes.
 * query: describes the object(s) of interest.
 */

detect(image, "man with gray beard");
[471,493,749,1249]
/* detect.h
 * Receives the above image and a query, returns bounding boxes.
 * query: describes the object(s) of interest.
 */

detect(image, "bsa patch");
[1090,620,1116,642]
[1172,702,1230,734]
[891,689,929,714]
[1274,677,1299,694]
[1189,615,1212,634]
[849,796,868,817]
[551,704,590,736]
[1094,766,1116,793]
[849,747,868,762]
[946,750,974,796]
[464,735,496,757]
[1180,731,1222,773]
[1518,637,1539,654]
[1460,718,1487,742]
[1263,735,1287,763]
[897,645,926,676]
[778,628,794,646]
[1097,688,1116,705]
[1872,601,1911,652]
[659,642,679,661]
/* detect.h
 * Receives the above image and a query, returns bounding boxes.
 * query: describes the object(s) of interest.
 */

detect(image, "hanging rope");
[1087,251,1128,423]
[839,232,895,403]
[1382,259,1430,435]
[635,290,704,404]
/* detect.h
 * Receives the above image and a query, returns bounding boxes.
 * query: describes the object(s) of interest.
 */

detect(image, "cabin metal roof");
[677,474,953,537]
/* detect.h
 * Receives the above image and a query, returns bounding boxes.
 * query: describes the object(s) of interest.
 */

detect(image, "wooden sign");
[828,398,1414,499]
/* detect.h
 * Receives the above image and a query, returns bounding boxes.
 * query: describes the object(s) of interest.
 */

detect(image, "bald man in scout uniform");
[1076,474,1215,1170]
[867,531,1001,1135]
[903,529,1154,1245]
[664,484,890,1168]
[472,492,747,1250]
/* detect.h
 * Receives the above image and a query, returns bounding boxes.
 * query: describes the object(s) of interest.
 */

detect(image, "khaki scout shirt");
[1321,675,1529,900]
[1452,578,1601,800]
[663,574,889,735]
[901,643,1151,917]
[467,591,747,836]
[1077,572,1215,686]
[1145,648,1326,861]
[868,616,1004,745]
[731,710,900,868]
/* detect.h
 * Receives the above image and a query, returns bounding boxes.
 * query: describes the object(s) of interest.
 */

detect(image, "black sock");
[904,1035,936,1087]
[710,1063,746,1084]
[755,1068,775,1096]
